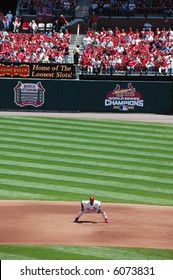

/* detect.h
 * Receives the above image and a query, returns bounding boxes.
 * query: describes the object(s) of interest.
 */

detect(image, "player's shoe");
[74,217,79,223]
[105,218,109,223]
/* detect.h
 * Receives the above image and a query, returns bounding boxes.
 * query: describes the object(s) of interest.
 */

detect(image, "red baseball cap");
[90,196,94,201]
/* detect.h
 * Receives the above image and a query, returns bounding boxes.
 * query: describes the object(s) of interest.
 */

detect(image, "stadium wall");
[96,17,173,31]
[0,78,173,114]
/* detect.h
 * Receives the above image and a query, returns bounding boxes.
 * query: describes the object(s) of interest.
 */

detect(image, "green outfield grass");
[0,244,173,260]
[0,116,173,260]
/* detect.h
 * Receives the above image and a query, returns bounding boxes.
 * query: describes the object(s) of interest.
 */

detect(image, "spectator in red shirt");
[57,14,68,31]
[126,58,136,74]
[90,11,98,31]
[64,29,71,43]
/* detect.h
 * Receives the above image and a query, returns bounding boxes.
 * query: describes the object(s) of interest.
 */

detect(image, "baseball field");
[0,112,173,260]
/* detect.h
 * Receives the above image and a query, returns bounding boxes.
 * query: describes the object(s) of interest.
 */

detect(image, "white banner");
[1,260,173,280]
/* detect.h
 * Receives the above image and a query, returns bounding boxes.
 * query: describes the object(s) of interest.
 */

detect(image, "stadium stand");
[0,0,173,75]
[0,30,70,63]
[79,25,173,75]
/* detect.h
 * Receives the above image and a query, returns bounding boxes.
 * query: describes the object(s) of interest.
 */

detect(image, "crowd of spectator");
[19,0,77,16]
[80,25,173,75]
[17,0,173,18]
[1,1,173,75]
[0,9,70,33]
[0,25,71,63]
[89,0,173,18]
[1,21,173,75]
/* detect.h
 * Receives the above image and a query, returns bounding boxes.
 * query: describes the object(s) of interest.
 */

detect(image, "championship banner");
[0,63,75,79]
[104,83,144,112]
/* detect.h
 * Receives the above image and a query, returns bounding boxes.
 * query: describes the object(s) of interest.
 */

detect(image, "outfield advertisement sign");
[0,63,75,79]
[105,83,144,112]
[14,81,45,107]
[0,79,172,113]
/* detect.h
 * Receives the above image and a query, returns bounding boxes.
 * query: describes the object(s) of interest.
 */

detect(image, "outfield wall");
[0,78,173,113]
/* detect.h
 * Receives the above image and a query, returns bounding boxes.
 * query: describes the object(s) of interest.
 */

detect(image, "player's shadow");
[72,220,101,224]
[78,220,98,224]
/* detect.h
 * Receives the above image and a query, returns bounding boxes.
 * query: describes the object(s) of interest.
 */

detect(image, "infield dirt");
[0,200,172,249]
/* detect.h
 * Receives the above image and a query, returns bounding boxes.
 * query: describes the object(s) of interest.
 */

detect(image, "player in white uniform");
[74,196,109,223]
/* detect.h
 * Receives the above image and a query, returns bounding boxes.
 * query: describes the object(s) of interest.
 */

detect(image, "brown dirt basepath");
[0,112,173,124]
[0,200,173,249]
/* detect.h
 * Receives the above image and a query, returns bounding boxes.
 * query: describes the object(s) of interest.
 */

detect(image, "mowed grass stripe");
[0,136,173,160]
[0,154,173,204]
[0,163,172,192]
[1,159,173,184]
[1,151,173,176]
[1,167,173,186]
[1,144,173,167]
[1,119,173,158]
[0,128,173,151]
[0,121,173,144]
[0,137,172,178]
[1,165,173,196]
[1,116,173,135]
[1,150,173,193]
[0,117,173,205]
[0,188,51,200]
[0,179,172,205]
[0,244,173,260]
[0,142,172,179]
[0,154,173,188]
[0,117,173,140]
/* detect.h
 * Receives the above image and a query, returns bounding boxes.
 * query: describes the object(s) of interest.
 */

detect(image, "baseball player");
[74,196,109,223]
